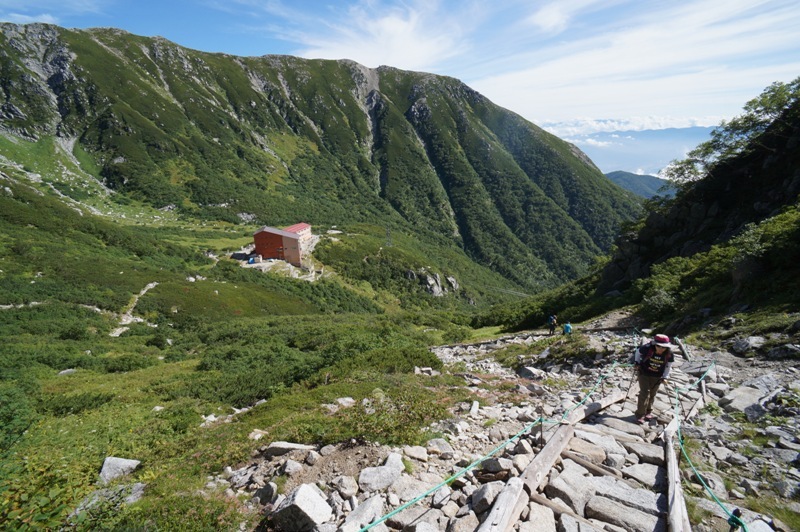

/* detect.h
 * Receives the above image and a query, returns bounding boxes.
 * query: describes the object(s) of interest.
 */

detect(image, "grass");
[745,496,800,530]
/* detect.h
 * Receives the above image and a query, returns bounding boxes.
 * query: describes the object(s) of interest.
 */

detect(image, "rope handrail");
[667,360,749,532]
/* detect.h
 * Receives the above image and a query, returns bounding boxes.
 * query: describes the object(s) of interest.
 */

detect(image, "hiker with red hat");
[633,333,675,424]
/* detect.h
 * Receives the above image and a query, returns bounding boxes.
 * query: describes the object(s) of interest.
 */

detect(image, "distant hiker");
[548,314,558,335]
[562,321,572,335]
[633,333,675,424]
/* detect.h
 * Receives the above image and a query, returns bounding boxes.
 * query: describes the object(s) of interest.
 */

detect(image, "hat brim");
[655,342,674,348]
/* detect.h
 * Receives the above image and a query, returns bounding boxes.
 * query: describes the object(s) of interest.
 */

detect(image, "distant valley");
[604,170,675,199]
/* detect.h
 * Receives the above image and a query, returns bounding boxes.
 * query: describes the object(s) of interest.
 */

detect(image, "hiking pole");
[623,365,638,404]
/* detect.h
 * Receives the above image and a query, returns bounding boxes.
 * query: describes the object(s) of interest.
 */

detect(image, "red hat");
[654,334,672,347]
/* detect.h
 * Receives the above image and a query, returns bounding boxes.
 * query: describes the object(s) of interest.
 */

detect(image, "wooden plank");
[663,422,692,531]
[529,493,601,529]
[475,477,527,532]
[675,337,691,361]
[683,394,705,422]
[478,391,628,531]
[565,390,626,425]
[479,425,575,532]
[561,450,641,489]
[521,424,574,493]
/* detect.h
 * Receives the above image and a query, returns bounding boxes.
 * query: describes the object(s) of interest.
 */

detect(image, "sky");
[2,0,800,173]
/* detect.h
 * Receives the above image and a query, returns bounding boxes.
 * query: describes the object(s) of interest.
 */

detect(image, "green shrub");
[110,492,252,532]
[58,323,91,341]
[102,354,157,373]
[442,325,471,344]
[0,381,37,451]
[328,346,442,378]
[640,289,677,319]
[37,391,116,417]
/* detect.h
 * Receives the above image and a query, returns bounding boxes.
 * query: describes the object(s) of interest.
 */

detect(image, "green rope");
[667,362,749,532]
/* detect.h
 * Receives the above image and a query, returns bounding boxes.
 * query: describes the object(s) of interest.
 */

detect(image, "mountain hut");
[252,223,312,267]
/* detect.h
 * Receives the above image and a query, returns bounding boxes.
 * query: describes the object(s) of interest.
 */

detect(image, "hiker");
[562,321,572,335]
[633,333,675,424]
[548,314,558,335]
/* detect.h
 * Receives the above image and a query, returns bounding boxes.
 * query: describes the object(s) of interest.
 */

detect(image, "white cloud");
[565,137,616,148]
[295,4,466,70]
[0,11,58,23]
[468,0,800,124]
[230,0,480,72]
[542,116,722,137]
[525,0,608,33]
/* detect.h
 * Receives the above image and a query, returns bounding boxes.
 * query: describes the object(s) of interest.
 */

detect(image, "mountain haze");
[0,23,640,292]
[605,170,675,198]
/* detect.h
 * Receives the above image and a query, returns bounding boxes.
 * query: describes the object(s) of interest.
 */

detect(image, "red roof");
[253,226,298,239]
[283,222,311,234]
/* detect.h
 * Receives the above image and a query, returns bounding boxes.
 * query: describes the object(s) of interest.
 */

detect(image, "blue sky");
[2,0,799,172]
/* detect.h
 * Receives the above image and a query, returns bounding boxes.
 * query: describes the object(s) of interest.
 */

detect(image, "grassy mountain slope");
[0,22,642,291]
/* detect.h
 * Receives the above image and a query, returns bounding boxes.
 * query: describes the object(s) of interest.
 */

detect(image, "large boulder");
[271,484,332,531]
[338,495,386,532]
[584,495,666,532]
[99,457,140,485]
[718,386,764,413]
[621,463,667,491]
[544,462,595,516]
[262,441,316,458]
[358,453,404,492]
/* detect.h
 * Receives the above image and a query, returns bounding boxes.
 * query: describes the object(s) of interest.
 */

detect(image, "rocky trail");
[208,319,800,531]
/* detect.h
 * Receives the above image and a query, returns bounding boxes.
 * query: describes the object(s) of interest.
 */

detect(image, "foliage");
[472,267,628,332]
[333,388,448,445]
[629,203,800,330]
[663,76,800,185]
[37,391,116,417]
[744,497,800,530]
[0,382,36,451]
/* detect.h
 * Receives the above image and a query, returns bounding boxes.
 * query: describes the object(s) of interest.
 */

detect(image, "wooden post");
[522,424,574,493]
[683,395,705,423]
[476,424,573,532]
[674,337,691,361]
[663,419,692,531]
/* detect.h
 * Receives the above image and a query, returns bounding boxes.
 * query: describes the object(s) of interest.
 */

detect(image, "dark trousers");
[636,374,662,418]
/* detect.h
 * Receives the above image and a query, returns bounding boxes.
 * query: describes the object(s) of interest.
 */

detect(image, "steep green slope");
[0,23,641,290]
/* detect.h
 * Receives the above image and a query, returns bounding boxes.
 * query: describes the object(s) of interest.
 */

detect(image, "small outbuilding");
[253,223,312,267]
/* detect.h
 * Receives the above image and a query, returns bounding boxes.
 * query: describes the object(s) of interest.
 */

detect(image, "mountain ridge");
[0,22,642,292]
